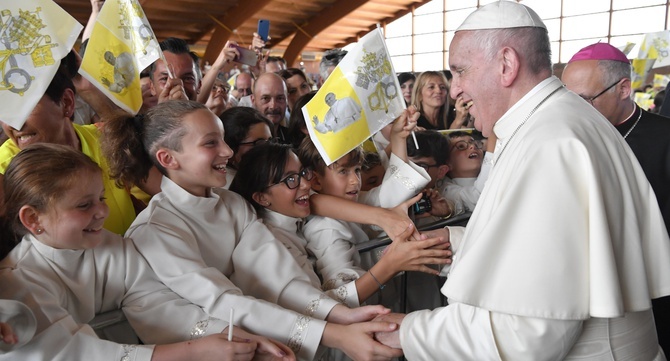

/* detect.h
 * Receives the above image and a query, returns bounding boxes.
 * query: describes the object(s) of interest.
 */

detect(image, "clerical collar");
[615,104,642,139]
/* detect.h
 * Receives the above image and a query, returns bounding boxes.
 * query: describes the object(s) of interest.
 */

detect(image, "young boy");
[405,130,457,222]
[437,131,495,213]
[298,111,431,308]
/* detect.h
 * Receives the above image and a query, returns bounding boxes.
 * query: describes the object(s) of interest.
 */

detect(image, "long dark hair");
[229,143,294,213]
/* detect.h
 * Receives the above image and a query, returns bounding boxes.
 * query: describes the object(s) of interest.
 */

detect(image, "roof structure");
[55,0,431,65]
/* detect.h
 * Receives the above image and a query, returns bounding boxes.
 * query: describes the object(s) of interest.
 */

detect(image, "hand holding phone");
[231,44,258,66]
[257,19,270,42]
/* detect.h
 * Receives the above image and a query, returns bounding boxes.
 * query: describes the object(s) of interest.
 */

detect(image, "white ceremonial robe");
[400,77,670,360]
[127,177,339,361]
[263,210,360,308]
[358,153,430,209]
[437,151,493,214]
[0,231,228,361]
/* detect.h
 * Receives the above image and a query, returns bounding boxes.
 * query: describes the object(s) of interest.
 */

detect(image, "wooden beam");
[283,0,370,65]
[202,0,274,64]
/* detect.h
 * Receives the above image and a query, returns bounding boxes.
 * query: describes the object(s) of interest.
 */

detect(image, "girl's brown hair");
[102,100,207,189]
[4,143,101,236]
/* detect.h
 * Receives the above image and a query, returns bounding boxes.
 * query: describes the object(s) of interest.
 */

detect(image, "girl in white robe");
[229,143,448,309]
[0,143,287,361]
[101,100,405,361]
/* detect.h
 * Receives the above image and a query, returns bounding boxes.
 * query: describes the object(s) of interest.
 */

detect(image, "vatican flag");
[631,58,656,90]
[638,30,670,69]
[79,0,160,114]
[302,28,405,165]
[0,0,82,130]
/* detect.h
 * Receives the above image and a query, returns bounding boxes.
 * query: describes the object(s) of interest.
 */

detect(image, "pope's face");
[448,31,502,137]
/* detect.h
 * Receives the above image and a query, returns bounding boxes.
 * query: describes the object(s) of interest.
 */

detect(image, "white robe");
[400,77,670,360]
[0,231,228,361]
[127,177,339,361]
[262,210,360,308]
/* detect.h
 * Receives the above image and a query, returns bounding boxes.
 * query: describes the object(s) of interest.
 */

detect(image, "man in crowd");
[251,72,289,143]
[149,37,200,102]
[562,41,670,356]
[374,2,670,360]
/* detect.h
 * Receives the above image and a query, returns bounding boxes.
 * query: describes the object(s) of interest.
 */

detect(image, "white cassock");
[0,231,228,361]
[127,177,340,361]
[400,77,670,361]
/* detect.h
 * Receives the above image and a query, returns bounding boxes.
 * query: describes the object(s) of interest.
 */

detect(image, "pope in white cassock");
[313,92,362,133]
[374,2,670,360]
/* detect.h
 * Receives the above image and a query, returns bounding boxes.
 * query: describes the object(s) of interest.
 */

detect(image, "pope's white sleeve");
[400,303,582,361]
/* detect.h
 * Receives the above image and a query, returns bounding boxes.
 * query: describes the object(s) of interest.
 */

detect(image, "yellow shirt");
[0,124,135,235]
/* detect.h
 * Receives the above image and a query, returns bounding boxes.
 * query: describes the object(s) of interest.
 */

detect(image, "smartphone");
[232,44,258,66]
[257,19,270,42]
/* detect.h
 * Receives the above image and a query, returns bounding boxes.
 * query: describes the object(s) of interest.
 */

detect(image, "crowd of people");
[1,1,670,360]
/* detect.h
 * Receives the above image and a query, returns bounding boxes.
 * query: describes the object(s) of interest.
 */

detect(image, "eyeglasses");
[415,162,440,171]
[266,168,314,190]
[581,78,623,105]
[238,138,274,147]
[451,139,483,151]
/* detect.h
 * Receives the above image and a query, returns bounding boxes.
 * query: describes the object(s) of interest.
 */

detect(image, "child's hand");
[426,189,453,218]
[0,322,18,345]
[390,106,421,163]
[390,106,420,141]
[232,327,295,361]
[326,304,391,325]
[379,194,422,242]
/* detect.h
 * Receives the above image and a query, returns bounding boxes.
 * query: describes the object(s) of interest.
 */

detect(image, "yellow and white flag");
[302,28,405,165]
[79,0,160,114]
[631,58,656,90]
[638,30,670,69]
[0,0,82,130]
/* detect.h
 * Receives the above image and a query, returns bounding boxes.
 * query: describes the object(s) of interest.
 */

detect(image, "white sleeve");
[400,303,582,361]
[438,226,464,277]
[360,154,430,208]
[0,273,154,361]
[229,217,339,320]
[303,217,366,291]
[121,240,228,344]
[129,218,327,361]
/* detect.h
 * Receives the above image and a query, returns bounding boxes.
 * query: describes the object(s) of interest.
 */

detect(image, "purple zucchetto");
[568,42,630,64]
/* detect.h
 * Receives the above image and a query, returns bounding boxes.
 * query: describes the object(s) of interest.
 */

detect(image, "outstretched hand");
[324,322,404,361]
[380,221,451,275]
[377,193,422,242]
[372,313,405,349]
[231,327,295,361]
[327,304,391,325]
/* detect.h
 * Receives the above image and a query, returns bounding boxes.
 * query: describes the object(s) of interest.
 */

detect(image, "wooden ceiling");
[55,0,431,66]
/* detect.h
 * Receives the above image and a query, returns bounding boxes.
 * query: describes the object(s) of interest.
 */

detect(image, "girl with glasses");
[229,142,448,314]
